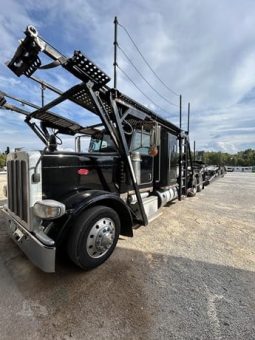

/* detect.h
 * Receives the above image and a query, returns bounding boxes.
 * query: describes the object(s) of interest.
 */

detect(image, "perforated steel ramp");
[70,86,99,114]
[0,90,97,135]
[64,51,111,88]
[32,111,81,133]
[70,85,113,116]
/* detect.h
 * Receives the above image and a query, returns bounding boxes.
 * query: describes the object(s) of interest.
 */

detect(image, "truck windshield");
[89,133,116,152]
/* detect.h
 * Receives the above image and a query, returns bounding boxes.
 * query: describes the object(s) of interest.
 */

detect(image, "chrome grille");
[7,159,28,222]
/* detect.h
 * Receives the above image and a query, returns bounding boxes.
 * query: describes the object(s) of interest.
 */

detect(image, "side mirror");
[148,124,160,157]
[148,145,158,157]
[75,136,81,153]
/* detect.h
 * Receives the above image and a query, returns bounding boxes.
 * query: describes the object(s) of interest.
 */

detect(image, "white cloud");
[0,0,255,153]
[232,52,255,96]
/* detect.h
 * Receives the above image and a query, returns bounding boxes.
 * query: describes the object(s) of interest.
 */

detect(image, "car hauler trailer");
[0,26,224,272]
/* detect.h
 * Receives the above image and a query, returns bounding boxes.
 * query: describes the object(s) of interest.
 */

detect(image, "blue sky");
[1,0,255,153]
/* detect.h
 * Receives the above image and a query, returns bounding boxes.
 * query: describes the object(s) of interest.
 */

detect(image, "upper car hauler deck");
[0,25,225,272]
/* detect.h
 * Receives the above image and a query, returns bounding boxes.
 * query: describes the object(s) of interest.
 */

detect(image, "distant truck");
[234,167,253,173]
[0,26,225,272]
[226,166,253,173]
[226,166,234,172]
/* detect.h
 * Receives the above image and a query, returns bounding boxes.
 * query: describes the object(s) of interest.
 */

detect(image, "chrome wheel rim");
[86,217,115,258]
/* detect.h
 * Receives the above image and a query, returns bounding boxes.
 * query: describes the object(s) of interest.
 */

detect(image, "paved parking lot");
[0,173,255,339]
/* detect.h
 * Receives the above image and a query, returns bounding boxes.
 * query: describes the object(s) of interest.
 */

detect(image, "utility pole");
[179,94,182,129]
[187,102,190,134]
[178,94,182,201]
[113,16,118,90]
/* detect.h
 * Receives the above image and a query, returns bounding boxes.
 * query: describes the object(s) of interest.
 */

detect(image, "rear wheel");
[197,176,203,192]
[67,206,120,269]
[187,186,197,197]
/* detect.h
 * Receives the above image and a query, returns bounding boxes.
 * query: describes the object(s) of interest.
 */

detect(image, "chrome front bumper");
[2,206,56,272]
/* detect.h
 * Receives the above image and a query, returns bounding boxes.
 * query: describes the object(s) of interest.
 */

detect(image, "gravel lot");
[0,172,255,339]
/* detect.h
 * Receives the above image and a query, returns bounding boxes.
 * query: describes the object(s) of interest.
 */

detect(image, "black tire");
[67,205,120,270]
[197,177,203,192]
[187,186,197,197]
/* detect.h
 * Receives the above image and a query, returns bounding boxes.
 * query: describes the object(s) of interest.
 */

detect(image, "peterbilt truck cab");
[3,124,179,272]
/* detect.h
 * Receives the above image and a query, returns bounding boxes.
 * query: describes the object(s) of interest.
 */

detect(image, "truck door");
[130,130,153,186]
[159,129,178,187]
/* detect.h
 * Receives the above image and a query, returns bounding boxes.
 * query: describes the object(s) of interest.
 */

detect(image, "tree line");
[196,149,255,166]
[1,148,255,168]
[0,153,6,168]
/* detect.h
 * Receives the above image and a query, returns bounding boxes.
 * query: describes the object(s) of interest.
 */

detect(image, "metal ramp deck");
[4,24,186,226]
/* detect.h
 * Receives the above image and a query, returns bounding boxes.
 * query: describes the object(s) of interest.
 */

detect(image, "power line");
[117,65,171,116]
[118,22,180,97]
[118,44,179,108]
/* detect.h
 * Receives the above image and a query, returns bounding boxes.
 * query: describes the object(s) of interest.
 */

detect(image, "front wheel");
[67,206,120,269]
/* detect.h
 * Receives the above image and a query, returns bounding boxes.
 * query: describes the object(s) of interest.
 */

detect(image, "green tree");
[197,149,255,166]
[0,153,7,168]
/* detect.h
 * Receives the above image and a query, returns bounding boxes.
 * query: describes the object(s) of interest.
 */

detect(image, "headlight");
[33,200,66,220]
[3,185,7,198]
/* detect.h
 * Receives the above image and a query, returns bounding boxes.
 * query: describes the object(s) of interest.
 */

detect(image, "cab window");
[131,131,150,155]
[89,133,116,152]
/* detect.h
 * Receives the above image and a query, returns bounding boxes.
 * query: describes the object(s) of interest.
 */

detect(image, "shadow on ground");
[0,213,254,340]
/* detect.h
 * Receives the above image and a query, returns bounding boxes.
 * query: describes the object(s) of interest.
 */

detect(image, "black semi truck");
[0,26,224,272]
